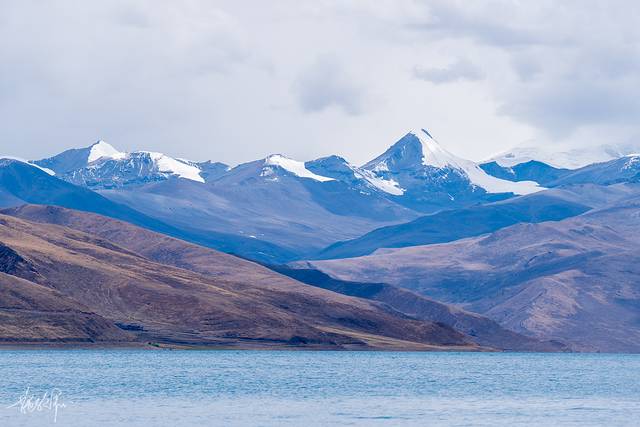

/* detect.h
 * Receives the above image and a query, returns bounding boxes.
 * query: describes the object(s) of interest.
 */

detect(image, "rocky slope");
[0,209,474,350]
[0,272,134,344]
[269,264,566,352]
[303,189,640,352]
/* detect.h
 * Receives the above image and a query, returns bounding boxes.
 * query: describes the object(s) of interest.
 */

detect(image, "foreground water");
[0,350,638,426]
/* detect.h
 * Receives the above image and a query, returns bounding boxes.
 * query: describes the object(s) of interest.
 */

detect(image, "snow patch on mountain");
[488,143,630,170]
[370,161,390,173]
[413,129,460,168]
[353,167,404,195]
[623,154,640,170]
[88,140,126,163]
[145,152,205,183]
[463,161,542,194]
[264,155,334,182]
[85,141,206,183]
[0,156,56,175]
[410,129,543,195]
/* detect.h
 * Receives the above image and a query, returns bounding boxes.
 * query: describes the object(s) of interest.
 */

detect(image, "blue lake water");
[0,350,638,426]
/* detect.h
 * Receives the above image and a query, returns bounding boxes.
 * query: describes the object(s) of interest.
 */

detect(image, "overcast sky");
[2,1,640,165]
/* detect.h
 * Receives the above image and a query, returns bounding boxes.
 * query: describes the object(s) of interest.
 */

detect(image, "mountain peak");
[264,153,290,162]
[406,128,460,169]
[421,128,434,139]
[407,127,435,141]
[88,140,125,163]
[362,128,543,196]
[364,128,458,172]
[313,154,349,164]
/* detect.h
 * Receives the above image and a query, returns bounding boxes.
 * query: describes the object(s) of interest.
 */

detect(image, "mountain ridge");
[311,189,593,260]
[303,189,640,352]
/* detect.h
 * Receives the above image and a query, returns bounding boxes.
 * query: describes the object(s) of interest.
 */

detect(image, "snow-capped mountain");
[262,154,335,182]
[486,143,631,170]
[542,154,640,187]
[96,151,418,258]
[0,158,294,263]
[361,129,543,212]
[29,130,548,223]
[87,140,127,163]
[481,143,640,186]
[34,141,209,189]
[208,152,404,197]
[209,153,414,222]
[305,155,404,196]
[0,156,55,175]
[34,140,122,175]
[7,127,640,263]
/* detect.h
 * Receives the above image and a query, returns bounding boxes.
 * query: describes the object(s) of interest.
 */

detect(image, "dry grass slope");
[0,207,476,350]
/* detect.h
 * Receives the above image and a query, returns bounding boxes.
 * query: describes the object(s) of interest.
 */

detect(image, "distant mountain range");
[480,155,640,187]
[301,186,640,352]
[312,190,593,260]
[486,142,636,170]
[2,129,639,263]
[0,158,297,263]
[5,128,547,260]
[3,128,640,351]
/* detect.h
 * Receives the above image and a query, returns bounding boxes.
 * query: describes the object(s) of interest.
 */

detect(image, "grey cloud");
[401,1,640,142]
[498,43,640,138]
[509,54,542,82]
[407,1,562,48]
[413,59,484,84]
[294,56,366,115]
[498,76,640,138]
[113,4,151,28]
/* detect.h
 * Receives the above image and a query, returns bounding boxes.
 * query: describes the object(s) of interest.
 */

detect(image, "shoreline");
[0,341,492,352]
